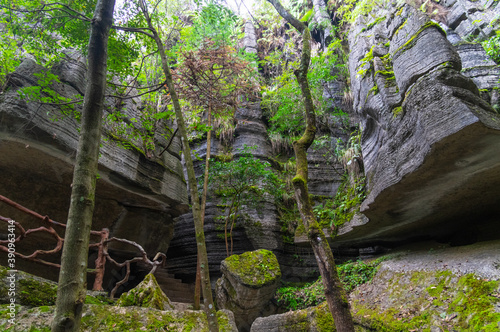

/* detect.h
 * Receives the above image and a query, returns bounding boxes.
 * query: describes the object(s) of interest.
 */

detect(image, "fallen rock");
[216,249,281,331]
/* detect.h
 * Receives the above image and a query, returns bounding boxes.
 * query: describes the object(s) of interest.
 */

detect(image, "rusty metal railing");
[0,194,165,298]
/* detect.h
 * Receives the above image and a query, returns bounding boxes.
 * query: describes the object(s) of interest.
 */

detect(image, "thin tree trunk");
[51,0,115,331]
[266,1,355,331]
[195,105,212,309]
[138,1,218,330]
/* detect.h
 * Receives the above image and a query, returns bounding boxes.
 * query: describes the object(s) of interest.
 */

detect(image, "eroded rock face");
[216,249,281,332]
[337,2,500,247]
[0,56,188,282]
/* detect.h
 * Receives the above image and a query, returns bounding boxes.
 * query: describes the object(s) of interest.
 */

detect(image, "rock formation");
[335,1,500,247]
[0,55,188,283]
[216,249,281,331]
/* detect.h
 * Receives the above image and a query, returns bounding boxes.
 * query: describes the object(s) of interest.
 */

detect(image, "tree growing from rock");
[266,0,355,331]
[173,31,258,309]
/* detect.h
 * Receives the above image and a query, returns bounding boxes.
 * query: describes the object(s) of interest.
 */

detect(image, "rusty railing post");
[92,228,109,291]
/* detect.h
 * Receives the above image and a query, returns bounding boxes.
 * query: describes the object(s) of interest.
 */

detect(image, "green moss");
[393,18,408,38]
[368,84,379,96]
[18,278,57,307]
[394,21,446,57]
[224,249,281,287]
[117,274,172,310]
[361,17,385,32]
[375,70,394,77]
[357,46,376,78]
[448,274,500,330]
[352,270,500,331]
[85,295,115,305]
[314,303,335,331]
[392,106,403,117]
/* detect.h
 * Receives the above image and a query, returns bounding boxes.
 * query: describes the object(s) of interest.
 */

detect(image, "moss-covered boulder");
[251,302,370,332]
[216,249,281,331]
[0,266,57,307]
[0,265,113,308]
[0,304,238,331]
[117,273,173,310]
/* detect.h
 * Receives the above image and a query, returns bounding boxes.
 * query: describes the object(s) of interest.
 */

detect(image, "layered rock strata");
[0,56,188,281]
[336,2,500,246]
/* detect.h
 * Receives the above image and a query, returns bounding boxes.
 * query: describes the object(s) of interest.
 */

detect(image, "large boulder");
[336,1,500,247]
[216,249,281,331]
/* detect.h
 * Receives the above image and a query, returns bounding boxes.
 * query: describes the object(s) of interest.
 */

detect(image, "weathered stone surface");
[244,21,258,54]
[117,273,173,310]
[216,249,281,332]
[250,302,344,332]
[340,1,500,247]
[443,0,499,40]
[0,56,188,282]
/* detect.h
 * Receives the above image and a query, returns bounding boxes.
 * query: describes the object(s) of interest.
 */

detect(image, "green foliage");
[17,70,82,120]
[482,32,500,64]
[276,258,385,310]
[337,259,384,292]
[262,39,347,150]
[180,0,239,50]
[208,145,284,254]
[275,278,327,311]
[0,32,21,92]
[311,131,366,229]
[208,145,284,203]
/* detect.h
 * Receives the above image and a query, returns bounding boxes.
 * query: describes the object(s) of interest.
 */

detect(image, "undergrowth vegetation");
[275,258,385,311]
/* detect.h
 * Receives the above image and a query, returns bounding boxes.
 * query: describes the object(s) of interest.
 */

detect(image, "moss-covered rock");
[0,265,114,308]
[0,266,57,307]
[117,273,173,310]
[250,302,369,331]
[217,249,281,331]
[223,249,280,288]
[0,304,238,331]
[350,267,500,331]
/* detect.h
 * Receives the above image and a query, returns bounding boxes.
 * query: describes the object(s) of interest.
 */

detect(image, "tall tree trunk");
[195,105,212,309]
[51,0,115,331]
[266,1,355,331]
[138,1,218,330]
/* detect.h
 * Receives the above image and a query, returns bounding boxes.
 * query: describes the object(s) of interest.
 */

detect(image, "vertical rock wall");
[335,1,500,246]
